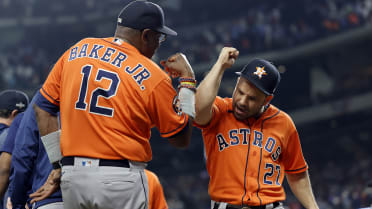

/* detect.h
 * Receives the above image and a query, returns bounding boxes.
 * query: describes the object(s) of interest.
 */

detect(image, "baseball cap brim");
[235,72,271,95]
[155,25,177,36]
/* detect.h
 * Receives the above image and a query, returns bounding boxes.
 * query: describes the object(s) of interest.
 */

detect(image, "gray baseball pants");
[36,202,64,209]
[60,157,149,209]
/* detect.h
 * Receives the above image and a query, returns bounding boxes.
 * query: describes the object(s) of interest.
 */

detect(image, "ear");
[264,95,273,105]
[140,29,151,44]
[10,109,19,119]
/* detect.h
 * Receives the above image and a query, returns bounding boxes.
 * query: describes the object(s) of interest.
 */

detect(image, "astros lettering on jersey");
[195,96,308,206]
[40,37,188,162]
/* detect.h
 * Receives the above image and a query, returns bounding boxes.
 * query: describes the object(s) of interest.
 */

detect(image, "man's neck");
[254,105,269,119]
[0,118,12,126]
[114,34,136,47]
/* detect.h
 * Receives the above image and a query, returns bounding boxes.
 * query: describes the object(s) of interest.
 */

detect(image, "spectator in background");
[0,90,29,209]
[0,90,29,149]
[0,113,24,209]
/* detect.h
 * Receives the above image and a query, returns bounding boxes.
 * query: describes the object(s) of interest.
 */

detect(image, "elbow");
[167,118,192,148]
[194,100,205,120]
[176,138,190,148]
[33,104,44,121]
[168,136,190,148]
[286,170,308,182]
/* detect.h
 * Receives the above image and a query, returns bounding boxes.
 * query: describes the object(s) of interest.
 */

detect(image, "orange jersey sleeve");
[148,79,188,138]
[194,96,308,206]
[40,51,67,106]
[40,37,187,162]
[282,119,308,174]
[145,169,168,209]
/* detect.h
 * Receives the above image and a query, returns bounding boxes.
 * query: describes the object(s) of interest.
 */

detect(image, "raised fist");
[160,53,195,78]
[217,47,239,70]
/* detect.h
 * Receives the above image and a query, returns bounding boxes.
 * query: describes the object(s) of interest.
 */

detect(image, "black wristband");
[52,161,61,169]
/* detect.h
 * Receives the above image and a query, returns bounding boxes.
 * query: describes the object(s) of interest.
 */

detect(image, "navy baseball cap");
[236,59,281,95]
[117,0,177,36]
[0,90,29,112]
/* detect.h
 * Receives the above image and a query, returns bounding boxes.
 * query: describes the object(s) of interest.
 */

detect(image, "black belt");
[213,202,281,209]
[61,156,130,168]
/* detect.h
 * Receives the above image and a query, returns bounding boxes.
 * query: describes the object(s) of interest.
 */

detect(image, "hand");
[6,197,12,209]
[29,168,61,204]
[216,47,239,70]
[160,53,195,78]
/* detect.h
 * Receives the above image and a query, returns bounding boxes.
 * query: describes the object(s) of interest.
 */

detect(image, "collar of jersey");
[105,37,141,55]
[245,104,279,125]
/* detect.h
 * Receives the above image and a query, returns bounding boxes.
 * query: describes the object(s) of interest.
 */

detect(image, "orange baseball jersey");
[40,37,188,162]
[145,169,168,209]
[195,96,308,206]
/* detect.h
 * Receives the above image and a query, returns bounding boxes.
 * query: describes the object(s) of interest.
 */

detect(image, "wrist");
[180,71,195,79]
[214,61,227,72]
[52,161,61,169]
[178,77,197,92]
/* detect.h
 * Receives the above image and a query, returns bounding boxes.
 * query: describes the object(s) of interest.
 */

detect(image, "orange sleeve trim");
[160,114,189,138]
[285,165,308,174]
[40,88,59,105]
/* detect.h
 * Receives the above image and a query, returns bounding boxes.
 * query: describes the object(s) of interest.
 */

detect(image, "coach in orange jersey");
[193,47,319,209]
[30,1,196,209]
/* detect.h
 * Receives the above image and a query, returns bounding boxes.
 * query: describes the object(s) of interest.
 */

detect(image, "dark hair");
[0,109,13,118]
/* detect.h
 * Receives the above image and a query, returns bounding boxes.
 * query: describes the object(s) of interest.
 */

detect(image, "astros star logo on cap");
[253,66,267,79]
[16,102,26,109]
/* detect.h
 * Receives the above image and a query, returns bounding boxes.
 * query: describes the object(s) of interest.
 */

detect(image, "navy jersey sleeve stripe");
[285,165,308,172]
[41,88,60,105]
[160,114,188,137]
[34,91,59,115]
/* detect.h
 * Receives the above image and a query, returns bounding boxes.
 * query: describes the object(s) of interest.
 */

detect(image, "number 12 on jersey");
[75,65,120,117]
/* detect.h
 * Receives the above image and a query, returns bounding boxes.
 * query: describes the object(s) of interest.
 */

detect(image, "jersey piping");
[241,120,252,206]
[160,114,187,136]
[256,109,281,205]
[41,88,59,105]
[285,165,308,172]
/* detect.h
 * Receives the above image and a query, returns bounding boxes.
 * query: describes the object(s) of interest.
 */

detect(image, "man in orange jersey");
[145,169,168,209]
[30,1,195,209]
[193,47,319,209]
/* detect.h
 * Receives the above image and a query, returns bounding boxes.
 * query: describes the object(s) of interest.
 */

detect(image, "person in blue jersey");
[0,113,24,209]
[9,95,63,209]
[0,90,29,209]
[0,90,29,150]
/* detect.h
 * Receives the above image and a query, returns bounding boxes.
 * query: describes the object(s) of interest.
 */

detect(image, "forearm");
[286,171,319,209]
[168,119,193,148]
[195,62,225,124]
[0,153,11,198]
[0,170,10,198]
[33,104,59,137]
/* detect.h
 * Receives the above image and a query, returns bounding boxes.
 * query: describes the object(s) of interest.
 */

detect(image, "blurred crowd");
[157,0,372,64]
[0,42,49,92]
[1,0,372,93]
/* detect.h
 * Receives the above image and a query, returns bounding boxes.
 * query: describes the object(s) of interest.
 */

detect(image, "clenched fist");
[161,53,195,78]
[216,47,239,70]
